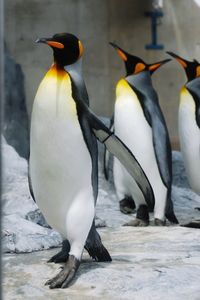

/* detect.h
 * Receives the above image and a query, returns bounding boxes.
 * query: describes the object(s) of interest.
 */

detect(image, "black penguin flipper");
[85,221,112,262]
[88,111,155,210]
[147,105,178,223]
[103,115,114,180]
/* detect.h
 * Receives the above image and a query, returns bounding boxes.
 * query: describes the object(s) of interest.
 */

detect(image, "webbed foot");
[154,218,166,226]
[123,218,149,227]
[45,255,80,289]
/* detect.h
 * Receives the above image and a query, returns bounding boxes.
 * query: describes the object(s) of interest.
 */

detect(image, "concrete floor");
[3,226,200,300]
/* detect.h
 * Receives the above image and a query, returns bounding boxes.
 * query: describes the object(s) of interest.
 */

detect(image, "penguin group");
[30,32,200,288]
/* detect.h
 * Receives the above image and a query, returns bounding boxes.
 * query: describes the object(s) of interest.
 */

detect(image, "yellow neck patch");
[45,64,69,80]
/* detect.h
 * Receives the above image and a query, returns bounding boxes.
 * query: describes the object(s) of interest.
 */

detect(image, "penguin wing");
[103,115,114,180]
[88,111,155,209]
[69,72,154,207]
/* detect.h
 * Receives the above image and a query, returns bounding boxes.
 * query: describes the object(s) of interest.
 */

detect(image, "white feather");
[179,88,200,195]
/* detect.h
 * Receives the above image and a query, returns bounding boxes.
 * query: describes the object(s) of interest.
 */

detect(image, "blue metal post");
[145,10,164,50]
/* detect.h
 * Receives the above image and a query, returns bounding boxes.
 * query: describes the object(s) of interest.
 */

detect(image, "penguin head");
[167,51,200,82]
[36,33,84,67]
[110,42,171,77]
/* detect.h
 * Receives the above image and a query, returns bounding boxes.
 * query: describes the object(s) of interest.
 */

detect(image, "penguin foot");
[119,197,136,214]
[45,255,80,289]
[123,218,149,227]
[154,218,166,226]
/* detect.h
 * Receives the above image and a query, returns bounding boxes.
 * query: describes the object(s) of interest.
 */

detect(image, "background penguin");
[110,42,178,226]
[30,33,155,289]
[167,52,200,196]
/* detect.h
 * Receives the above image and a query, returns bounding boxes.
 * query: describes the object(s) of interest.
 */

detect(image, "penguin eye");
[78,41,84,58]
[196,66,200,77]
[134,63,145,74]
[47,41,64,49]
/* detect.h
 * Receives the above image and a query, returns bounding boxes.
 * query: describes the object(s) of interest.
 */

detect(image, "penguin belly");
[114,79,167,218]
[179,88,200,195]
[30,66,94,238]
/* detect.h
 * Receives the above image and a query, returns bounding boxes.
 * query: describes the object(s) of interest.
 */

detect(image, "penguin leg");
[45,190,95,289]
[124,205,149,227]
[48,239,70,263]
[113,158,133,214]
[84,221,112,262]
[119,196,136,214]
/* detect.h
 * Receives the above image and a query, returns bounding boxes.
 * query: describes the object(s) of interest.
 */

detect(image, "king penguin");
[30,33,155,289]
[110,43,178,226]
[167,52,200,196]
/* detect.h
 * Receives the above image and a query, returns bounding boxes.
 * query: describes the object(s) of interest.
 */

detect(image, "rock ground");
[2,138,200,299]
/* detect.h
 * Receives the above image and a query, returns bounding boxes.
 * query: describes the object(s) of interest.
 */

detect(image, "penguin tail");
[165,211,179,224]
[85,242,112,262]
[181,221,200,229]
[165,193,179,224]
[85,222,112,262]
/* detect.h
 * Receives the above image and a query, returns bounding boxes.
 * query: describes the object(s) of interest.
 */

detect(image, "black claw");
[46,255,80,289]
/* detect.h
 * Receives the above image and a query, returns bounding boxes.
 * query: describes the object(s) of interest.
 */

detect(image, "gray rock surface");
[2,136,62,253]
[3,226,200,300]
[4,52,29,159]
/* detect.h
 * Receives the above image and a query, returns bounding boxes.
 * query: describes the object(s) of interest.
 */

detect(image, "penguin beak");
[35,37,48,44]
[166,51,188,69]
[148,59,171,75]
[35,37,64,49]
[109,42,128,62]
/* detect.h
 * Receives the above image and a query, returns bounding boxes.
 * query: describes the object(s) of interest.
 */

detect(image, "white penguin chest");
[179,87,200,193]
[114,79,155,167]
[30,66,92,233]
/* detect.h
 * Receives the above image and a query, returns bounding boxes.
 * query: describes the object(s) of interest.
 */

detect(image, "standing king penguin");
[167,52,200,196]
[30,33,155,289]
[110,43,178,226]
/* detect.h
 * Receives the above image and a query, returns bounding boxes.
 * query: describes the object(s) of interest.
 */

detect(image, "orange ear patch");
[196,66,200,77]
[78,40,84,58]
[117,49,127,61]
[135,63,145,74]
[47,41,64,49]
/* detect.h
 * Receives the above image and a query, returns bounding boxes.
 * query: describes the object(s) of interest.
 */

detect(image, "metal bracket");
[145,10,164,50]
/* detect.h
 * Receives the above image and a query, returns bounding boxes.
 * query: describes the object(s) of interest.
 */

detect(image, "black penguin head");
[167,51,200,82]
[36,33,83,67]
[110,42,171,77]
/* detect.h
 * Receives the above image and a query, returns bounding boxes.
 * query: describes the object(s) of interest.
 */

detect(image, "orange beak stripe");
[117,49,127,61]
[135,63,145,74]
[47,41,64,49]
[149,63,161,72]
[176,58,187,68]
